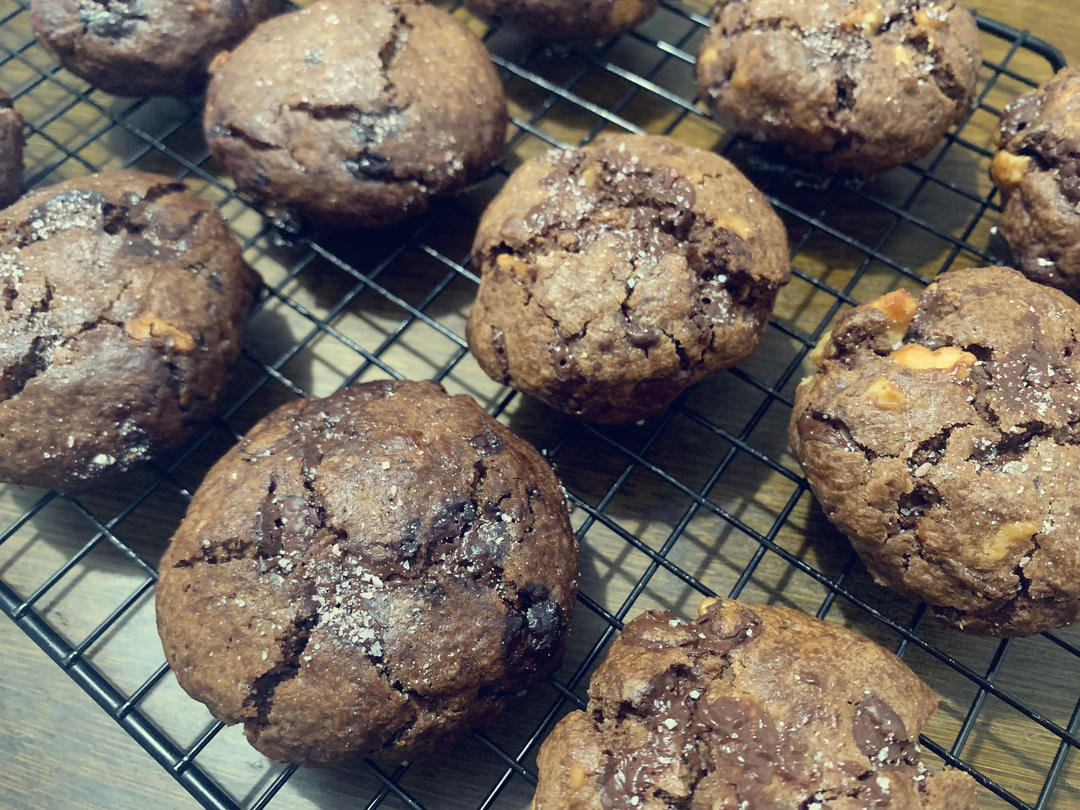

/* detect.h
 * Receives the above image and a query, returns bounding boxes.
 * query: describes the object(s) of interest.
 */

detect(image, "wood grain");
[1,1,1079,808]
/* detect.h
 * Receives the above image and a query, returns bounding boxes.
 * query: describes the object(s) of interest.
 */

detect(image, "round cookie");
[0,91,22,206]
[695,0,981,175]
[991,67,1080,297]
[0,169,259,491]
[156,380,578,766]
[204,0,508,230]
[790,267,1080,636]
[30,0,284,97]
[461,0,657,40]
[466,133,790,424]
[533,597,978,809]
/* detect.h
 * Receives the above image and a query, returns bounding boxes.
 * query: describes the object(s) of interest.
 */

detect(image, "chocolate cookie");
[466,134,790,424]
[204,0,508,230]
[461,0,657,40]
[31,0,283,97]
[991,67,1080,297]
[696,0,981,175]
[156,380,578,765]
[533,597,977,809]
[790,267,1080,636]
[0,169,259,492]
[0,91,22,206]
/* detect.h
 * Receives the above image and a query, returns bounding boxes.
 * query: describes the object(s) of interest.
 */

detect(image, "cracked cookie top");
[991,67,1080,297]
[31,0,284,97]
[0,169,258,491]
[0,91,21,207]
[532,597,977,809]
[461,0,657,40]
[466,133,790,424]
[203,0,508,230]
[790,266,1080,635]
[156,379,578,765]
[695,0,981,175]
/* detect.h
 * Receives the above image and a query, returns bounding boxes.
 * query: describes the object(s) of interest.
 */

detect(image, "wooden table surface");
[1,1,1079,808]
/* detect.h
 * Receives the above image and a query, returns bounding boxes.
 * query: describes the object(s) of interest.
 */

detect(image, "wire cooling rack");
[1,1,1078,808]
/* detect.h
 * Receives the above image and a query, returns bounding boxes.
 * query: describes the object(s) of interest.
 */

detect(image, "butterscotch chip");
[532,598,977,809]
[891,344,976,373]
[991,67,1080,296]
[467,133,790,424]
[125,313,197,353]
[870,289,919,331]
[608,0,646,31]
[695,0,981,175]
[568,761,588,789]
[30,0,283,97]
[156,380,578,765]
[843,7,884,33]
[790,266,1080,636]
[0,170,258,491]
[989,150,1032,190]
[204,0,507,230]
[865,377,905,410]
[809,329,834,366]
[984,521,1039,562]
[696,596,719,616]
[461,0,657,40]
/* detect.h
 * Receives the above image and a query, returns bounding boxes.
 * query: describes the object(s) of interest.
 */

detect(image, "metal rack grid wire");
[0,0,1078,808]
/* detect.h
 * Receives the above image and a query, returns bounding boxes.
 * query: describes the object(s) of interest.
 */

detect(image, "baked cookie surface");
[30,0,283,97]
[461,0,657,40]
[204,0,507,230]
[790,266,1080,636]
[156,380,578,766]
[0,91,22,206]
[991,67,1080,296]
[695,0,981,175]
[466,133,790,424]
[0,169,258,491]
[532,597,977,809]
